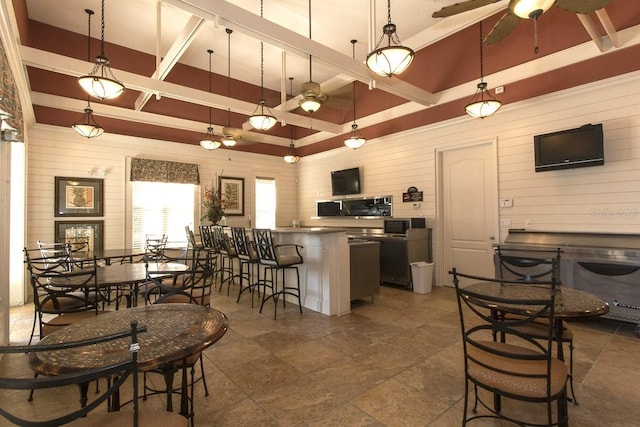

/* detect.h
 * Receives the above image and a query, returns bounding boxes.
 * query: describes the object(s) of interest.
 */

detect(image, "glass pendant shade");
[78,1,124,100]
[465,82,502,118]
[200,127,221,150]
[512,0,556,18]
[344,125,366,149]
[366,0,414,78]
[283,143,300,164]
[249,100,277,131]
[72,106,104,138]
[366,40,414,77]
[78,57,125,100]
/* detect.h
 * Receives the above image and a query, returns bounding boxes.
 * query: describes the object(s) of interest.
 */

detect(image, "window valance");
[0,41,24,140]
[130,158,200,184]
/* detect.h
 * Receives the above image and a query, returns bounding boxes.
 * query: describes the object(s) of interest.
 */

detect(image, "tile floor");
[3,284,640,426]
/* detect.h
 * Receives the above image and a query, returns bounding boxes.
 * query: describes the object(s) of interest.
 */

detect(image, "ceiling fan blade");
[432,0,504,18]
[555,0,611,14]
[484,10,521,44]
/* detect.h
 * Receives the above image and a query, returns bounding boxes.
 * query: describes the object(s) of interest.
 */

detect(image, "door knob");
[489,236,495,240]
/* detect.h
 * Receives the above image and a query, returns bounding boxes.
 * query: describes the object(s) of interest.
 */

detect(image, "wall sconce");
[88,168,109,177]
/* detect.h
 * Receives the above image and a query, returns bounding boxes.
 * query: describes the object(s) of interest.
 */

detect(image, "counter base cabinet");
[350,241,380,302]
[272,229,350,316]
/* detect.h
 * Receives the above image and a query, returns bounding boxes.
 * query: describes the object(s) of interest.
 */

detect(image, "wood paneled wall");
[25,127,298,249]
[299,71,640,239]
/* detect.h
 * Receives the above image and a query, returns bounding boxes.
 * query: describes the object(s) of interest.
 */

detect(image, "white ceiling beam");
[134,15,205,111]
[162,0,438,106]
[32,91,290,145]
[20,46,343,134]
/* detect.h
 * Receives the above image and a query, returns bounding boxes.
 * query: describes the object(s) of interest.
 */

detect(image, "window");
[131,181,194,249]
[255,177,276,229]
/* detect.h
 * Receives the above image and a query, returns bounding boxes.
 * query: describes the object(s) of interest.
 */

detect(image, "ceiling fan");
[433,0,612,46]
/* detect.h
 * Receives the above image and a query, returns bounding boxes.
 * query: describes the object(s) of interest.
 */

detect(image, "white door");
[440,142,498,287]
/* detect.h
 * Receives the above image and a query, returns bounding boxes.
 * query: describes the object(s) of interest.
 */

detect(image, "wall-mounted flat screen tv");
[331,167,361,196]
[534,123,604,172]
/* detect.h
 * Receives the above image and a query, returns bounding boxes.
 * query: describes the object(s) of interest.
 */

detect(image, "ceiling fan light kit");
[512,0,556,19]
[77,0,124,100]
[366,0,414,77]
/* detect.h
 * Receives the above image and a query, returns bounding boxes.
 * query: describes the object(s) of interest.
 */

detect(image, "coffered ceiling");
[3,0,640,158]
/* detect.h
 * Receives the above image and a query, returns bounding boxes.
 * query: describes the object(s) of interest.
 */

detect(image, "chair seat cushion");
[504,314,574,341]
[68,409,188,427]
[468,340,568,399]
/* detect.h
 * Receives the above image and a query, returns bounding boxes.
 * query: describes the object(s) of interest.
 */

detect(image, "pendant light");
[222,28,238,147]
[344,40,366,150]
[299,0,327,114]
[77,0,125,100]
[284,77,300,164]
[72,9,104,138]
[200,49,221,150]
[465,22,501,119]
[366,0,414,78]
[248,0,277,131]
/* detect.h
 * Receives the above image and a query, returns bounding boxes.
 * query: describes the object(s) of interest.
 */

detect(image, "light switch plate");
[499,198,513,208]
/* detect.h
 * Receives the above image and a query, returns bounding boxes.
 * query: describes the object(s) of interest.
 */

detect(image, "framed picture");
[54,176,104,217]
[219,176,244,216]
[55,220,104,252]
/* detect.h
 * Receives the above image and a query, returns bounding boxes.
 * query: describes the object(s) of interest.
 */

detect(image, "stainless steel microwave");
[383,218,426,235]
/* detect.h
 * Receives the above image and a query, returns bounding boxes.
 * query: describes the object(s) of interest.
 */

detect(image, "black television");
[534,123,604,172]
[331,167,361,196]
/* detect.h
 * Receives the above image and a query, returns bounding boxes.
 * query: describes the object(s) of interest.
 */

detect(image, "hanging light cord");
[86,9,92,62]
[259,0,265,103]
[386,0,391,25]
[99,0,105,58]
[308,0,312,81]
[207,49,213,127]
[351,40,357,124]
[479,21,485,83]
[227,28,232,126]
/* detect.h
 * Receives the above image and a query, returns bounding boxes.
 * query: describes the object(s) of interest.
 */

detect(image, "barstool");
[231,227,261,306]
[213,226,239,295]
[251,228,304,320]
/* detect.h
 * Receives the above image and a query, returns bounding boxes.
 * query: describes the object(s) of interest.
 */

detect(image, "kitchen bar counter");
[272,228,350,315]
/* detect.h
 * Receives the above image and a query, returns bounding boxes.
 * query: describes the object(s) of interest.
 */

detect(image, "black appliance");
[331,167,361,196]
[383,217,426,235]
[534,123,604,172]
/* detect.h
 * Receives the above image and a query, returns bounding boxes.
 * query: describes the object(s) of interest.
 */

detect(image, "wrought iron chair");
[450,268,569,426]
[231,227,262,306]
[495,246,577,404]
[0,322,188,427]
[251,228,303,320]
[141,255,214,424]
[213,226,239,295]
[24,248,106,345]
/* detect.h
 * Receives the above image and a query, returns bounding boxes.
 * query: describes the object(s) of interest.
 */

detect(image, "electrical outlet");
[524,218,532,228]
[500,219,512,227]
